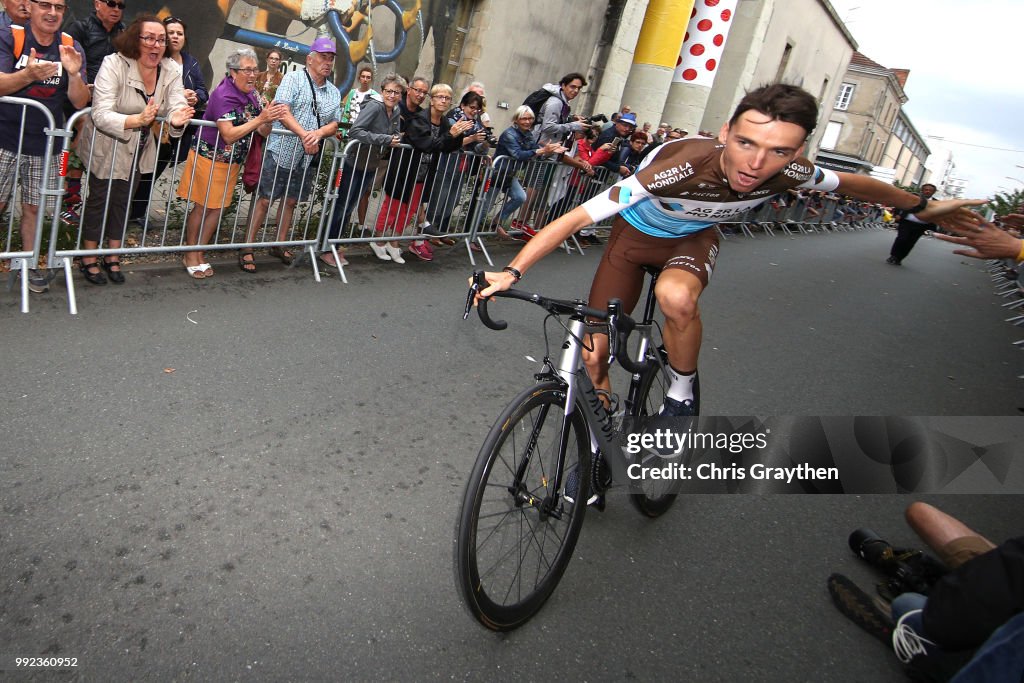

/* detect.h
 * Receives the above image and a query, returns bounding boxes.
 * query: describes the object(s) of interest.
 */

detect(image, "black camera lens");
[849,528,892,565]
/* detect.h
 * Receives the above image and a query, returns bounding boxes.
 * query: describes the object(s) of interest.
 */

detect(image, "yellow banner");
[633,0,695,68]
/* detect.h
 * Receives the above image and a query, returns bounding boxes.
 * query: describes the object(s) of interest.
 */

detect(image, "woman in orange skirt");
[178,47,285,278]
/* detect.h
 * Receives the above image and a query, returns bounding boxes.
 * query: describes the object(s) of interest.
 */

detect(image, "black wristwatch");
[502,266,522,283]
[908,194,930,215]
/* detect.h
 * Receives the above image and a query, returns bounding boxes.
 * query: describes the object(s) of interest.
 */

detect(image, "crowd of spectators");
[2,4,947,293]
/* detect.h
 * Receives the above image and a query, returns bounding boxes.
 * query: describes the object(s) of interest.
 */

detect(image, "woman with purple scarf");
[177,47,285,278]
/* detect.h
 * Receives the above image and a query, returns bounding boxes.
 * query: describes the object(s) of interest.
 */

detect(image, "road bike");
[454,267,696,631]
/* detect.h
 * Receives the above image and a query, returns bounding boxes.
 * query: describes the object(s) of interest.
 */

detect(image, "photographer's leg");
[906,502,996,568]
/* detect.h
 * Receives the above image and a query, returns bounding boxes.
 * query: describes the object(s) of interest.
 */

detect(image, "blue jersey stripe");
[621,198,714,238]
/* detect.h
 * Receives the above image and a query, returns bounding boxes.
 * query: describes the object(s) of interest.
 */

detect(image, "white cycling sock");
[666,365,696,403]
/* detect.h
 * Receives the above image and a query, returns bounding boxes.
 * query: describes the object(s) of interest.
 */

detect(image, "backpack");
[523,87,558,121]
[10,24,74,61]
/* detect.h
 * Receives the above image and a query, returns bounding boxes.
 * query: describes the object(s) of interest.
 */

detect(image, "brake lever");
[606,300,621,366]
[463,273,481,321]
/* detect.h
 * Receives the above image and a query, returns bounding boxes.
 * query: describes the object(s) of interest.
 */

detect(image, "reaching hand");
[167,105,195,128]
[258,102,287,124]
[914,198,987,224]
[58,44,82,77]
[996,213,1024,230]
[24,48,59,82]
[301,129,320,149]
[932,218,1023,260]
[137,97,159,126]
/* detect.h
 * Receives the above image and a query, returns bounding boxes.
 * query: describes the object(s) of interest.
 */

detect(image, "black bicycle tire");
[627,354,698,518]
[454,381,591,631]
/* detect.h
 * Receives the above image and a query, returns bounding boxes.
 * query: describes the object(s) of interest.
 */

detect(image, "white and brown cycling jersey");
[580,137,840,238]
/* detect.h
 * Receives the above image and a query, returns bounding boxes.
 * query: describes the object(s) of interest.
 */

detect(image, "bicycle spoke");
[456,383,589,629]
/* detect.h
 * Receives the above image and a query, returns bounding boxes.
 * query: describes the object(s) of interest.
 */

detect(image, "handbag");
[303,70,325,171]
[242,131,265,194]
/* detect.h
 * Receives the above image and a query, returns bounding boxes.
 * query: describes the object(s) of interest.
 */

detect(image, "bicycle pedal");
[595,389,619,414]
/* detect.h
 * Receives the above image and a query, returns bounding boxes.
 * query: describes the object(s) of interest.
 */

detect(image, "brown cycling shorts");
[587,216,720,317]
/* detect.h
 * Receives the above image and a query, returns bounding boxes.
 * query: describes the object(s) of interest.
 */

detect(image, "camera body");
[483,127,498,146]
[849,529,948,601]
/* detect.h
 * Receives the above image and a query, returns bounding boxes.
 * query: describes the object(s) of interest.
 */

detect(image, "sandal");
[101,257,125,284]
[79,259,107,286]
[238,251,256,273]
[184,261,207,279]
[269,246,294,265]
[198,262,214,278]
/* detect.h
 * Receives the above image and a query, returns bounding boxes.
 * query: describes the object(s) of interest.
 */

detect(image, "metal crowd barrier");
[320,140,495,269]
[463,155,618,264]
[0,96,62,313]
[717,193,885,240]
[985,257,1024,377]
[319,144,621,270]
[1,106,888,312]
[48,109,338,313]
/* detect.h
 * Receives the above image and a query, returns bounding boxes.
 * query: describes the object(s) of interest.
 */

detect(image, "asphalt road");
[1,227,1022,681]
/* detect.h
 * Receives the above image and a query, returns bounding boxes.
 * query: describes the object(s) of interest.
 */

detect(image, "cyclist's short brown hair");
[729,83,819,138]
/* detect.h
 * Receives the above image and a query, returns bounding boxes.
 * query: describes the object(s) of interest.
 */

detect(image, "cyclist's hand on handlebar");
[467,270,517,302]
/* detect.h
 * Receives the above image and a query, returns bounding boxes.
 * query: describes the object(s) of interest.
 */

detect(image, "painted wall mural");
[63,0,460,92]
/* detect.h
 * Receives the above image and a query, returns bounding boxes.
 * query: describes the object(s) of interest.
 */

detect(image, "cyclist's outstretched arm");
[833,172,987,225]
[478,206,596,297]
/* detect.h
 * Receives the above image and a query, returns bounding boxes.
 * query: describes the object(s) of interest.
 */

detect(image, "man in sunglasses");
[66,0,124,83]
[0,0,30,29]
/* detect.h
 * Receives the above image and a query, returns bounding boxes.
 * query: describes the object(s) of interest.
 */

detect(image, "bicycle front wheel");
[454,381,590,631]
[627,349,698,517]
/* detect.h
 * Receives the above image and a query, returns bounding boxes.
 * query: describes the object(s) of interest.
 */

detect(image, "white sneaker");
[385,244,405,264]
[369,242,391,261]
[892,610,936,664]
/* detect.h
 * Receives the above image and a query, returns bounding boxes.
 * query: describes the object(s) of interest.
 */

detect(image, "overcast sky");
[826,0,1024,199]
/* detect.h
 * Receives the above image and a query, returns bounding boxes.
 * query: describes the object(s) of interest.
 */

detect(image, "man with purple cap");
[248,35,340,262]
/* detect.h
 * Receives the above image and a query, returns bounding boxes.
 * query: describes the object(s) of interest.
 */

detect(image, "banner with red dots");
[673,0,737,87]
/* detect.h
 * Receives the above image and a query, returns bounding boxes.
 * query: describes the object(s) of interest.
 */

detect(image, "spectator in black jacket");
[0,0,29,29]
[616,131,649,177]
[67,0,124,84]
[592,111,636,174]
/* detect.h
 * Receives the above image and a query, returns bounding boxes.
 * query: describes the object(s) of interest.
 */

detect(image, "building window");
[835,83,855,111]
[821,121,842,150]
[775,43,793,83]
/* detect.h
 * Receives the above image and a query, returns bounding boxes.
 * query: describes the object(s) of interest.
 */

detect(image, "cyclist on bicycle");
[477,83,983,416]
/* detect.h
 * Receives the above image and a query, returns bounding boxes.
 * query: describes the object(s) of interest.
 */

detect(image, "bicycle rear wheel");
[454,381,590,631]
[627,348,697,517]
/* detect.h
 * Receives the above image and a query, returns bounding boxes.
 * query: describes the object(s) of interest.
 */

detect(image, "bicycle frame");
[535,272,669,498]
